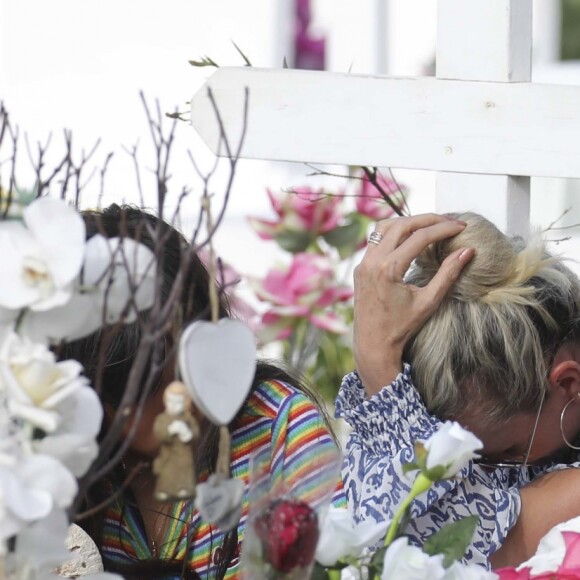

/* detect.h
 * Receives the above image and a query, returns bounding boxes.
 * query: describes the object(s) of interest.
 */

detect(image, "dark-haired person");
[66,205,345,580]
[337,213,580,568]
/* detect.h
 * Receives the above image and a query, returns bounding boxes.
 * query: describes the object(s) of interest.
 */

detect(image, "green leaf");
[309,562,331,580]
[322,219,366,257]
[423,516,479,568]
[402,462,420,475]
[274,230,314,253]
[189,55,219,68]
[368,545,388,578]
[424,465,447,482]
[231,40,252,66]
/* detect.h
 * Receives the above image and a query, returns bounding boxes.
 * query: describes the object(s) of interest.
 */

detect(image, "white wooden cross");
[190,0,580,237]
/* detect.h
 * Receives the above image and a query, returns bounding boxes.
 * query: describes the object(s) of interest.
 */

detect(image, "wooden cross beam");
[190,0,580,236]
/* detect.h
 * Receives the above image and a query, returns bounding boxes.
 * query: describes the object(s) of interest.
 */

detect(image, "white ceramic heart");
[195,474,245,531]
[178,319,257,425]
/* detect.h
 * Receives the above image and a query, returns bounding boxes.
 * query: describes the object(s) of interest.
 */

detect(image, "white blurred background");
[2,0,580,277]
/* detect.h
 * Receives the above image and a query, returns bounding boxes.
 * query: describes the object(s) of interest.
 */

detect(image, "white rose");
[33,386,103,477]
[381,537,446,580]
[0,198,85,311]
[424,422,483,479]
[0,332,90,433]
[315,506,389,567]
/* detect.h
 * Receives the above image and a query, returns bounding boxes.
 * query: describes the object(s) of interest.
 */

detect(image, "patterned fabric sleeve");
[268,385,347,510]
[335,365,522,568]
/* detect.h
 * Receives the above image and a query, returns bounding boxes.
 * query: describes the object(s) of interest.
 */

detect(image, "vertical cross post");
[435,0,533,236]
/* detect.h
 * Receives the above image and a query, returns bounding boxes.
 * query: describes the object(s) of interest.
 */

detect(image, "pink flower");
[248,187,344,241]
[251,253,352,337]
[356,172,406,221]
[495,568,531,579]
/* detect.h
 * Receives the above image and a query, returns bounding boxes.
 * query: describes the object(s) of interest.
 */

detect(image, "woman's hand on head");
[354,213,474,395]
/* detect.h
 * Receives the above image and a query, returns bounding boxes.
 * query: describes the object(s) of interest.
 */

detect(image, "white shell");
[195,474,245,532]
[56,524,104,576]
[179,319,256,425]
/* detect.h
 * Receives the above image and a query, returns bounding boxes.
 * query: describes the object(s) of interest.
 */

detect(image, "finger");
[371,213,464,253]
[385,220,468,279]
[419,247,475,311]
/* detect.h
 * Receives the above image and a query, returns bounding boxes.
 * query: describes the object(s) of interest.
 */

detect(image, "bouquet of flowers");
[247,171,406,400]
[0,192,155,578]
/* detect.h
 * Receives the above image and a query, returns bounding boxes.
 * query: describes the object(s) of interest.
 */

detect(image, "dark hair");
[66,204,327,579]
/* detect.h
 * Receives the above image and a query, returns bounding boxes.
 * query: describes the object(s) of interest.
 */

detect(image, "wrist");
[355,347,404,396]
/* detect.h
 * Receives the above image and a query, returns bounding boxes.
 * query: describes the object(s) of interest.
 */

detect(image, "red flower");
[254,498,319,573]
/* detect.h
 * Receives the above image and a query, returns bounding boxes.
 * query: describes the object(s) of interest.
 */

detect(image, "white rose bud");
[424,421,483,479]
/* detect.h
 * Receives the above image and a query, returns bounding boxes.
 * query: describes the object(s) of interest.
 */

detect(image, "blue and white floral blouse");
[335,364,532,569]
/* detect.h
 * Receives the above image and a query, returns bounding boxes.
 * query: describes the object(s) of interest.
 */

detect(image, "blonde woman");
[337,213,580,568]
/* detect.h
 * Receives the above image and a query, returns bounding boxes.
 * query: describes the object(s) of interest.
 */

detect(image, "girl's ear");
[548,344,580,399]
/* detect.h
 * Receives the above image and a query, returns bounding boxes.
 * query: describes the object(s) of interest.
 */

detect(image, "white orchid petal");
[35,434,99,477]
[0,466,53,521]
[28,283,74,312]
[24,198,85,287]
[19,455,78,509]
[53,386,103,438]
[14,508,71,572]
[83,234,113,286]
[22,292,102,343]
[0,225,42,309]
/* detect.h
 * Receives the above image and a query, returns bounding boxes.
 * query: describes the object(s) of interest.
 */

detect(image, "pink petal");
[560,532,580,570]
[309,312,348,334]
[247,217,279,240]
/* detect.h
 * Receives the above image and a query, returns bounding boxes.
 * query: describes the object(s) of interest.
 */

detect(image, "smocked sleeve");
[335,365,522,568]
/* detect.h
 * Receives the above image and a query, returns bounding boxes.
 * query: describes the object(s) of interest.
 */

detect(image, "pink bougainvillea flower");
[251,253,352,337]
[248,187,344,240]
[356,172,406,221]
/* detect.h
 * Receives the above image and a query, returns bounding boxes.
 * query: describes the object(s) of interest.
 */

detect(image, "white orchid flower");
[21,234,156,344]
[8,508,71,577]
[0,198,85,312]
[381,537,446,580]
[424,421,483,479]
[88,235,157,324]
[0,332,90,433]
[315,506,389,567]
[0,455,77,544]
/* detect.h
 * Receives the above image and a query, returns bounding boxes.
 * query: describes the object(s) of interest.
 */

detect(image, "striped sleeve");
[265,381,346,509]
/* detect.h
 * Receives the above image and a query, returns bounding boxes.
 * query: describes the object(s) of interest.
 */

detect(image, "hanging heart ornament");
[178,319,257,425]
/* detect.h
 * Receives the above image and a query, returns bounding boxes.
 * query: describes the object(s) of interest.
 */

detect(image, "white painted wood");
[533,0,562,65]
[436,173,530,235]
[437,0,532,82]
[436,0,532,236]
[375,0,388,74]
[191,67,580,179]
[275,0,295,68]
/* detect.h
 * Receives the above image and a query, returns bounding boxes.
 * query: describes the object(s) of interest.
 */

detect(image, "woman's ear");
[548,344,580,399]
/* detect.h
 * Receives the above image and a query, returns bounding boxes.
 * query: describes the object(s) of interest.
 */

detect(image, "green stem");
[327,570,341,580]
[383,473,432,547]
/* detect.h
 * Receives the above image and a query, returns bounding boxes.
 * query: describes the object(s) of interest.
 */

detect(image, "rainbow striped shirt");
[101,379,346,578]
